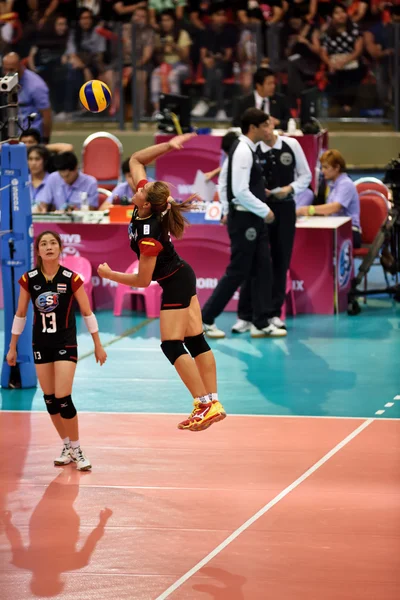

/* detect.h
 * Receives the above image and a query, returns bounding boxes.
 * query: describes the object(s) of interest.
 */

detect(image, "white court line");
[1,410,400,421]
[154,418,374,600]
[385,402,394,408]
[375,410,385,415]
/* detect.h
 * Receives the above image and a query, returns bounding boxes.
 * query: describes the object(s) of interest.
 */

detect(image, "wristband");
[308,205,316,216]
[11,315,26,335]
[83,313,99,334]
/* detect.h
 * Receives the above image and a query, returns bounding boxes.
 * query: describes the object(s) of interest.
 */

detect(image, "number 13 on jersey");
[41,312,57,333]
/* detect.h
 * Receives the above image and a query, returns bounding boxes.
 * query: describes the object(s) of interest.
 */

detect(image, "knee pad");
[160,340,188,365]
[184,333,210,358]
[44,394,59,416]
[58,395,77,419]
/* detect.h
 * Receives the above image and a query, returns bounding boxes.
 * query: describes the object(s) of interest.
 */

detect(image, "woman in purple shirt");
[296,149,361,248]
[28,146,51,212]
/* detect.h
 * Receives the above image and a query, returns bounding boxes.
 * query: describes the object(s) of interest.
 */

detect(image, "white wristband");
[11,315,27,335]
[83,313,99,334]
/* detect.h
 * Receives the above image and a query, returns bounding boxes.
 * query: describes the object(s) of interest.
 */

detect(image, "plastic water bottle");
[80,191,89,212]
[287,118,297,135]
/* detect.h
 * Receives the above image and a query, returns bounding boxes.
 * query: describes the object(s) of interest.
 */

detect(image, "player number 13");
[41,312,57,333]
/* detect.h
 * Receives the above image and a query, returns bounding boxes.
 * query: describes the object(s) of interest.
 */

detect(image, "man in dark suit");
[232,67,290,130]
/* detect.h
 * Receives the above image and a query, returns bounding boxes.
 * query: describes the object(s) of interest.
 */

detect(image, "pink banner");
[7,221,351,315]
[155,131,329,193]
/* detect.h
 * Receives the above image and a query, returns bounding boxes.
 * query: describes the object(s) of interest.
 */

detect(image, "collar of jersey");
[41,265,60,283]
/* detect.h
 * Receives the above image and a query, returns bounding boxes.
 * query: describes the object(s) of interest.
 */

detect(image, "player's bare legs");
[36,363,67,440]
[185,295,217,394]
[160,306,207,398]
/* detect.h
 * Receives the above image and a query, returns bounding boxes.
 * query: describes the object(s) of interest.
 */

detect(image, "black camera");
[383,154,400,207]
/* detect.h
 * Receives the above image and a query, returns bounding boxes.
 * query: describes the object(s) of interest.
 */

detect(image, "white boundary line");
[1,410,399,421]
[154,418,374,600]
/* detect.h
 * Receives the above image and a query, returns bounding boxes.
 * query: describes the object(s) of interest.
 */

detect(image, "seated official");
[99,158,134,211]
[296,149,361,248]
[20,128,74,173]
[27,145,51,211]
[40,152,98,212]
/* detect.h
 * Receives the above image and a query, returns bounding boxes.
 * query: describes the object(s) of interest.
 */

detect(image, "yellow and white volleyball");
[79,80,112,113]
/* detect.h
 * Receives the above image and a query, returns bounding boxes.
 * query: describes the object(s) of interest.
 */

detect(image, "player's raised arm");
[129,133,197,189]
[97,255,157,289]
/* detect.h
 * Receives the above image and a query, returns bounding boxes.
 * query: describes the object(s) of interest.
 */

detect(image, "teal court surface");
[0,300,400,600]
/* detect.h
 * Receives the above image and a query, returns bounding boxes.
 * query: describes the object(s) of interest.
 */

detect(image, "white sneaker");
[215,109,228,120]
[70,447,92,471]
[268,316,286,330]
[191,100,209,117]
[231,319,252,334]
[203,323,226,339]
[54,444,72,466]
[250,323,287,338]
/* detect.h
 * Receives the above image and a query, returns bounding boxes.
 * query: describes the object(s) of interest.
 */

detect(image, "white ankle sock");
[195,395,209,404]
[209,393,218,402]
[63,437,70,446]
[70,440,80,449]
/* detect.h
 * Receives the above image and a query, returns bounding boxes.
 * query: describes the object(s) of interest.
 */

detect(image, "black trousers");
[202,210,272,330]
[238,200,296,322]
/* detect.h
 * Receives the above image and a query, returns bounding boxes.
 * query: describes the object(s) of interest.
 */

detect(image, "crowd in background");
[0,0,398,121]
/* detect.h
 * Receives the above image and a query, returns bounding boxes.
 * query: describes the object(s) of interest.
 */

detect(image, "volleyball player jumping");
[97,133,226,432]
[6,230,107,470]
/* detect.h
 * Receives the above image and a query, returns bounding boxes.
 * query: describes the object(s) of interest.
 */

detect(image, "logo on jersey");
[33,285,41,291]
[128,222,138,242]
[280,152,293,166]
[62,270,72,278]
[143,224,150,235]
[57,283,67,293]
[338,240,352,288]
[35,291,59,313]
[28,269,38,278]
[59,349,67,355]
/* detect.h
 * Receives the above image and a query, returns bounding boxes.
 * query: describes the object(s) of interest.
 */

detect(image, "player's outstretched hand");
[6,348,17,367]
[95,345,107,366]
[97,262,112,279]
[168,132,197,151]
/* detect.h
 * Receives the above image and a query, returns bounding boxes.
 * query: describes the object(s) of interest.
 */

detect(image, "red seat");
[354,177,389,200]
[353,194,388,299]
[82,132,123,191]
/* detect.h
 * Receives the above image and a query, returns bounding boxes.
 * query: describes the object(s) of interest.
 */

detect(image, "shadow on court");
[1,469,112,597]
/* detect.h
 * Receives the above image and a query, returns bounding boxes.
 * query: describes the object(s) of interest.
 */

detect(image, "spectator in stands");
[2,52,52,143]
[150,10,191,113]
[232,67,290,130]
[99,158,134,210]
[113,0,148,23]
[148,0,187,30]
[235,0,285,71]
[285,17,321,111]
[191,5,237,120]
[32,0,60,29]
[63,8,107,112]
[282,0,317,24]
[296,149,361,248]
[320,3,365,116]
[27,145,51,211]
[109,6,155,118]
[27,15,70,118]
[40,151,99,212]
[364,3,398,111]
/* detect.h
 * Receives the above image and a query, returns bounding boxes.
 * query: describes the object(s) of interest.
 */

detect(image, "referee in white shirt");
[202,108,286,339]
[233,119,312,335]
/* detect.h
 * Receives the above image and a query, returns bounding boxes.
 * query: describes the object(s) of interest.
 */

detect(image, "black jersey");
[128,205,182,281]
[19,266,83,348]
